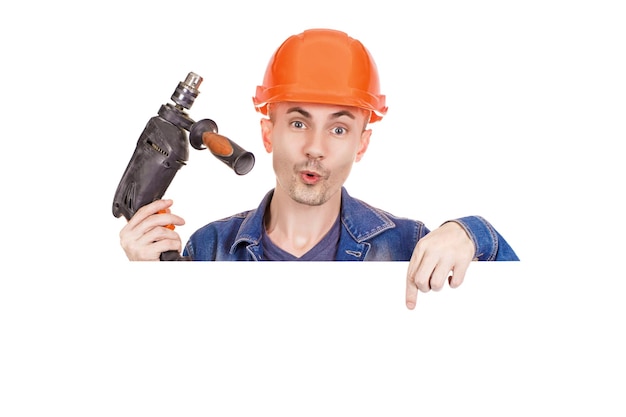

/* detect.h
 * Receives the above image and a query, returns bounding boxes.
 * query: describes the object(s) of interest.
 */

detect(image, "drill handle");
[189,119,255,176]
[160,250,190,261]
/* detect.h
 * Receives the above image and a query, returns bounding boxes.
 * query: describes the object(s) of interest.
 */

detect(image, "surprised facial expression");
[261,102,372,206]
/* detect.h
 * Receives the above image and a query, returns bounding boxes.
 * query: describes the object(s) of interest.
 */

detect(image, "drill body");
[112,112,189,221]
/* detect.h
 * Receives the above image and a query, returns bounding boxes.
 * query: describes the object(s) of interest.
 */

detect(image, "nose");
[304,129,325,160]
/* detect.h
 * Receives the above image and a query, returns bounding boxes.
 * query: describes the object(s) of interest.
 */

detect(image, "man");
[120,29,519,309]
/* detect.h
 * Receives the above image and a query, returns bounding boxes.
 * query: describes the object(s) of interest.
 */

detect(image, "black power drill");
[112,72,255,261]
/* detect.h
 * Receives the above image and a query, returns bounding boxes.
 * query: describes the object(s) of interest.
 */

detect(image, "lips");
[300,170,322,185]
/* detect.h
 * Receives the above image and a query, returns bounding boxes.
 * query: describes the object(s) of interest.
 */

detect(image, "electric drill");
[112,72,255,261]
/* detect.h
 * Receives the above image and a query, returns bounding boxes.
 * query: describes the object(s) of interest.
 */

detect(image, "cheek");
[271,141,297,173]
[271,139,295,161]
[338,141,363,163]
[330,148,360,176]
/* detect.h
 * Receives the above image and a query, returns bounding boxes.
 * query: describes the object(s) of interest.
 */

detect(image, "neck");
[265,186,341,257]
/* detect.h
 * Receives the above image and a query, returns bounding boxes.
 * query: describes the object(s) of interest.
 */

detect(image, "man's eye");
[333,126,346,135]
[292,121,305,129]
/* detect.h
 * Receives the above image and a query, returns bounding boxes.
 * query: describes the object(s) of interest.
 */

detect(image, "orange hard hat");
[253,29,388,123]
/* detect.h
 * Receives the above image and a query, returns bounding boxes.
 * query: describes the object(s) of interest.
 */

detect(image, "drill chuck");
[171,72,203,109]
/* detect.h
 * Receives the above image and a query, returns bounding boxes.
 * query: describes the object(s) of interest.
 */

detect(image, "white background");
[1,1,625,415]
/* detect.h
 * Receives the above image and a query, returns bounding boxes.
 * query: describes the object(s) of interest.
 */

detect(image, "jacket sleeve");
[446,216,519,261]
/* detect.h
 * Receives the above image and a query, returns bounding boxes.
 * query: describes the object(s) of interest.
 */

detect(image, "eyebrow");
[330,110,356,120]
[286,107,312,118]
[286,107,356,120]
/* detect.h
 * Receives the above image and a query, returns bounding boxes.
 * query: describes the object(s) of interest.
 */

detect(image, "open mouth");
[301,170,321,184]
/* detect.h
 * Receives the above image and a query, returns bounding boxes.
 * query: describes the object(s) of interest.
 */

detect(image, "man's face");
[261,102,372,206]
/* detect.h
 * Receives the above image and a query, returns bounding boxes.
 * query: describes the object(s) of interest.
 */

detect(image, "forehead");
[272,101,368,120]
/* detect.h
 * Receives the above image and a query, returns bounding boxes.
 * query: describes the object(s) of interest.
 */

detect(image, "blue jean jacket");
[183,187,519,261]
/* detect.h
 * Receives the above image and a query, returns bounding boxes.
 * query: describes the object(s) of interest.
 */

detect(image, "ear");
[355,129,372,162]
[260,118,273,153]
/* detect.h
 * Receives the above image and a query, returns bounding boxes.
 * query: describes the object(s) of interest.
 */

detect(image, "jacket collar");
[338,187,397,242]
[231,187,396,253]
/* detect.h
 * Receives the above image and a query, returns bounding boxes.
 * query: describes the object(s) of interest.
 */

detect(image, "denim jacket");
[183,187,519,261]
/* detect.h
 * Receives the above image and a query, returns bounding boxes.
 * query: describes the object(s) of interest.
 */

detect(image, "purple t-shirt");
[261,215,340,261]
